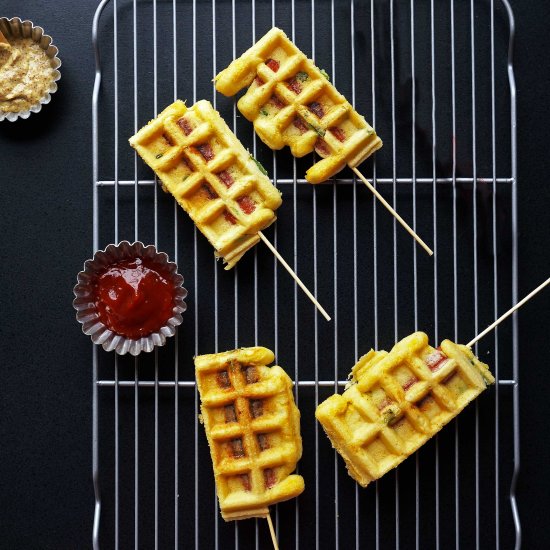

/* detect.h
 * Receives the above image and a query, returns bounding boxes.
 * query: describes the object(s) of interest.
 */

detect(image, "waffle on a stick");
[129,100,282,269]
[315,332,495,487]
[195,347,304,521]
[215,27,382,183]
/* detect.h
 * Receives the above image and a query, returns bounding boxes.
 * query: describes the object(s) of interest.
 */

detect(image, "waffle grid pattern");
[195,347,304,521]
[129,100,282,269]
[215,27,383,183]
[316,332,495,487]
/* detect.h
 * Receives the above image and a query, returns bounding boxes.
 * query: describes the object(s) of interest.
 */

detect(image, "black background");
[1,1,549,549]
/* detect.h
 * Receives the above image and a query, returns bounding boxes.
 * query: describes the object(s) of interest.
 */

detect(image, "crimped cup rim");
[73,241,188,356]
[0,16,62,122]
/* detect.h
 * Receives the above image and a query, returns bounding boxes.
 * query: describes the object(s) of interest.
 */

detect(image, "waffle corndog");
[129,100,282,269]
[130,99,331,320]
[215,27,382,184]
[195,347,304,520]
[316,332,494,487]
[215,28,434,256]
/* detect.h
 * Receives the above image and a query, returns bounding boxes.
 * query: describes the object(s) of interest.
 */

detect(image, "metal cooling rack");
[91,0,519,548]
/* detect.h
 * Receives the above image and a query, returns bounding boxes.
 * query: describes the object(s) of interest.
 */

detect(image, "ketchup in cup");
[92,257,176,339]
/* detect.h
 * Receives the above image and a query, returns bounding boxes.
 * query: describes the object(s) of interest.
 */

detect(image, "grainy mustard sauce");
[0,38,55,113]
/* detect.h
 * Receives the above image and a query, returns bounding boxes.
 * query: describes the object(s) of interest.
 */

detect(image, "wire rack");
[91,0,519,548]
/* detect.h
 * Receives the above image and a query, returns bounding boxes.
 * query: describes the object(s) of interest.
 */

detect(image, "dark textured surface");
[0,1,548,549]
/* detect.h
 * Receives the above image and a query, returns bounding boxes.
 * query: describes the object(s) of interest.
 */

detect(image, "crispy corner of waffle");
[129,100,282,269]
[316,332,494,487]
[195,347,304,521]
[215,26,382,182]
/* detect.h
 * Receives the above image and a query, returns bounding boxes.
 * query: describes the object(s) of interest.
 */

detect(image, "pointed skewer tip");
[259,231,332,322]
[466,276,550,347]
[351,166,433,256]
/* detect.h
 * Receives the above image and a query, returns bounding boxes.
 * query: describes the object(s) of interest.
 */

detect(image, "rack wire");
[92,0,519,548]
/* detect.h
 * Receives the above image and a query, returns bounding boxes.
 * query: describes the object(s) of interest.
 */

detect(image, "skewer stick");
[266,511,279,550]
[259,230,332,321]
[467,276,550,347]
[351,166,434,256]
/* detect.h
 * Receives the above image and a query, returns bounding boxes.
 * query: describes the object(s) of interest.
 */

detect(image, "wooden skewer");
[351,166,434,256]
[259,230,332,321]
[467,276,550,347]
[266,511,279,550]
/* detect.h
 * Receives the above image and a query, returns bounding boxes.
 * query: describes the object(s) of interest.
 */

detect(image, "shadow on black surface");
[0,74,69,141]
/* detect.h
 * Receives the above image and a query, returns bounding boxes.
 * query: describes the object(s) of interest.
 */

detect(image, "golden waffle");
[315,332,495,487]
[129,100,282,269]
[215,27,383,183]
[195,347,304,521]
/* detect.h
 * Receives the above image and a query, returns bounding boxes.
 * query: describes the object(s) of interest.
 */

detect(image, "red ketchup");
[92,258,175,339]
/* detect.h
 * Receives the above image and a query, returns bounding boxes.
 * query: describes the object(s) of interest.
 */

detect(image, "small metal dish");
[0,17,61,122]
[73,241,188,356]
